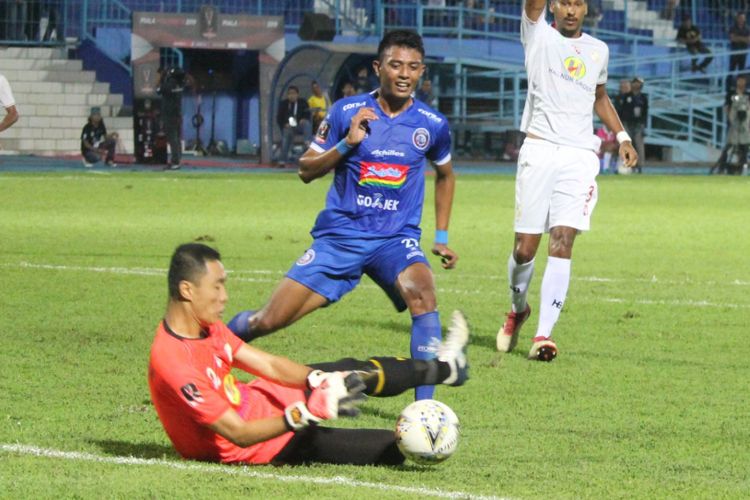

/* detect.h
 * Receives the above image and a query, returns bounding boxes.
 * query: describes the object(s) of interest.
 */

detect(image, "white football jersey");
[0,74,16,109]
[520,10,609,151]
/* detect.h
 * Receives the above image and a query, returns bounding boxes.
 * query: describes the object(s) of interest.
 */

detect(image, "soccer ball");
[395,399,460,465]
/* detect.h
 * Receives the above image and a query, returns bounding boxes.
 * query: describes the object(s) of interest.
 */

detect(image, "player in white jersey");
[0,73,19,134]
[496,0,638,361]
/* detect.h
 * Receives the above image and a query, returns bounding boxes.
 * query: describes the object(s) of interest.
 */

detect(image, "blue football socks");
[410,311,442,400]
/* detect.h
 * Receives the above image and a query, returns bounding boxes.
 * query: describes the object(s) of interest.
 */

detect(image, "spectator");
[619,76,648,173]
[676,15,713,73]
[612,79,631,117]
[339,80,355,99]
[415,78,437,107]
[80,107,118,168]
[275,85,312,168]
[0,71,19,134]
[595,123,618,173]
[714,74,750,174]
[307,80,331,135]
[583,0,603,29]
[157,66,189,170]
[729,13,750,74]
[354,66,378,94]
[660,0,679,21]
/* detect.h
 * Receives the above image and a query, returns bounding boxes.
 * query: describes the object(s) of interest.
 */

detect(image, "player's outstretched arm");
[525,0,546,21]
[209,408,291,447]
[298,106,379,183]
[0,105,18,133]
[431,160,458,269]
[593,84,638,168]
[233,343,312,387]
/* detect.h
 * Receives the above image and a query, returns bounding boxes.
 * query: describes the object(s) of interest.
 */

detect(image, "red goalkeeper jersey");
[148,320,300,464]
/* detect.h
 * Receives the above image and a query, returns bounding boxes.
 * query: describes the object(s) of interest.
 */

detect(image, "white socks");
[507,254,535,313]
[535,256,571,339]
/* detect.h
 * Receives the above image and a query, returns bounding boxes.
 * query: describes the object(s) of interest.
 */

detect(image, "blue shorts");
[285,233,430,312]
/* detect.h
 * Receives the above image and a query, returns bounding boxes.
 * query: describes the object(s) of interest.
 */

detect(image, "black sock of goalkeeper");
[307,357,451,397]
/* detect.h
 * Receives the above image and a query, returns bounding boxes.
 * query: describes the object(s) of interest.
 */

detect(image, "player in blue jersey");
[228,30,458,400]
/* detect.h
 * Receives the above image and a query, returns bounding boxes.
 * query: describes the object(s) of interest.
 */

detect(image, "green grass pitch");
[1,170,748,498]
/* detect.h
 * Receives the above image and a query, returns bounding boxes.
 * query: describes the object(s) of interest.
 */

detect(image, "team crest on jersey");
[296,248,315,266]
[412,128,430,150]
[564,56,587,80]
[315,119,330,144]
[359,162,408,188]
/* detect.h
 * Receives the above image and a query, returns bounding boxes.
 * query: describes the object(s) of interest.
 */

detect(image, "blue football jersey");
[309,91,452,239]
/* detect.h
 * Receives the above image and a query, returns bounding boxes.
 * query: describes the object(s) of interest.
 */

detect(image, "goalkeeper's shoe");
[528,336,557,362]
[437,310,470,386]
[226,310,256,342]
[496,305,531,353]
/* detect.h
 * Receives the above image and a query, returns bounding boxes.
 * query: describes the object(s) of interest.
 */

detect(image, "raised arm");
[525,0,547,21]
[594,84,638,168]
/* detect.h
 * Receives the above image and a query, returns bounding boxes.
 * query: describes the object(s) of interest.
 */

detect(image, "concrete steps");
[0,46,132,156]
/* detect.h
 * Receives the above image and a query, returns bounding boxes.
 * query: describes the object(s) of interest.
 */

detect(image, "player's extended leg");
[396,262,442,400]
[227,277,328,341]
[310,310,470,395]
[497,232,542,352]
[529,225,577,362]
[271,427,405,466]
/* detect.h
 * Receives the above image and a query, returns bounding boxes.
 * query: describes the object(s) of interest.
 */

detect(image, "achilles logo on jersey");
[180,383,204,407]
[412,128,430,150]
[357,193,400,211]
[359,162,408,188]
[296,249,316,266]
[563,56,587,80]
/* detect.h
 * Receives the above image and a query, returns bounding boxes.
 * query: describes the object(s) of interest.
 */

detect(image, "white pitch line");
[4,261,749,308]
[0,444,508,500]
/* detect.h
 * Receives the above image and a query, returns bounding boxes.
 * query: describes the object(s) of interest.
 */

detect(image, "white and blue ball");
[395,399,460,465]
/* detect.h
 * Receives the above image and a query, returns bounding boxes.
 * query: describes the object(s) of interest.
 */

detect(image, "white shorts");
[514,138,600,234]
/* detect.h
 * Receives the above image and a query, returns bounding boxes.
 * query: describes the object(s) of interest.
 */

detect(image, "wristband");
[335,139,353,155]
[435,230,448,245]
[616,131,632,144]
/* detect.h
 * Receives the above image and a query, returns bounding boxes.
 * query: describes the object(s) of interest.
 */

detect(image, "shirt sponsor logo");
[371,149,405,157]
[564,56,587,80]
[417,108,442,123]
[357,193,400,211]
[180,383,204,407]
[359,162,408,188]
[296,248,315,266]
[412,128,430,150]
[342,101,367,112]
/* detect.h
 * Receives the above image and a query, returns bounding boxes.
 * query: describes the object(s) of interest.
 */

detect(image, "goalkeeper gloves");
[284,371,367,431]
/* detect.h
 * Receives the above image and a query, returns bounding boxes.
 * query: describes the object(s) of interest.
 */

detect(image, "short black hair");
[167,243,221,300]
[377,30,425,62]
[287,85,299,94]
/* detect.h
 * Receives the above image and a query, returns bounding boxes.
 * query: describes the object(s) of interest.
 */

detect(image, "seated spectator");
[415,79,437,107]
[354,66,378,94]
[595,124,618,173]
[275,85,312,168]
[307,80,331,134]
[80,108,118,167]
[676,15,713,73]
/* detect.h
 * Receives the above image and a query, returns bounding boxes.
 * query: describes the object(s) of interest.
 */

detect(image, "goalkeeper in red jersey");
[148,243,469,465]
